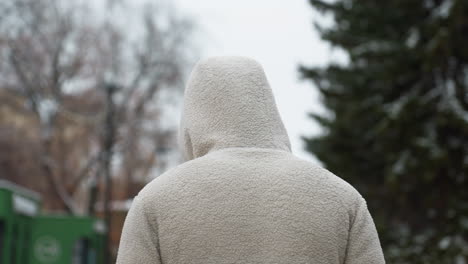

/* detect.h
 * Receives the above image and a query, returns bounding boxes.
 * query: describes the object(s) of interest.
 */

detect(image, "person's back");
[116,56,385,264]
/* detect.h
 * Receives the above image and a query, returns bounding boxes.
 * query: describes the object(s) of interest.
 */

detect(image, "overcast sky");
[173,0,341,162]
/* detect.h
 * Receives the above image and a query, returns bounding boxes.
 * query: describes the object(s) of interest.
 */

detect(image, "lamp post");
[102,82,118,264]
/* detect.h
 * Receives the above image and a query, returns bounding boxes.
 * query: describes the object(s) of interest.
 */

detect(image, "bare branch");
[69,151,101,195]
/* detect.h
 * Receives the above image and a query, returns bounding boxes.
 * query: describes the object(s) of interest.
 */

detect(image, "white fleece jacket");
[116,56,385,264]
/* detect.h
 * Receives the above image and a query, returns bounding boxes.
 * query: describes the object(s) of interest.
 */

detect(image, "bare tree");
[0,0,106,213]
[0,0,194,214]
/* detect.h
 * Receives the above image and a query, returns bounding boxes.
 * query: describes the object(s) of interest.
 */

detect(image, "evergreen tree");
[300,0,468,262]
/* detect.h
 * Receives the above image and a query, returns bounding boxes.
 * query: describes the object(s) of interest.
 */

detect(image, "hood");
[179,56,291,160]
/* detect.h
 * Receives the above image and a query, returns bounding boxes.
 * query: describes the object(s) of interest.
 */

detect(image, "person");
[116,56,385,264]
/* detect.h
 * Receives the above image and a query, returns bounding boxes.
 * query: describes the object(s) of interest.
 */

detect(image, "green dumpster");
[0,180,105,264]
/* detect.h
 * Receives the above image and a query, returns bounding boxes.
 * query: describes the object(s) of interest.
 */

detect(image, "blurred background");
[0,0,466,263]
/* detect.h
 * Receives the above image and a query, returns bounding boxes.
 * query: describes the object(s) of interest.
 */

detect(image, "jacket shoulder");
[135,159,195,200]
[286,156,365,211]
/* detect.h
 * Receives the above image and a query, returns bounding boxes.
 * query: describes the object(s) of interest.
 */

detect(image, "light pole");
[102,82,117,264]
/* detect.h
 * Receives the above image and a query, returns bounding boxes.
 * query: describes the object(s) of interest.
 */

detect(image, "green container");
[29,216,105,264]
[0,180,105,264]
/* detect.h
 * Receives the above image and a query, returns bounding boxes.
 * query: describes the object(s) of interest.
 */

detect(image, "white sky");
[173,0,337,162]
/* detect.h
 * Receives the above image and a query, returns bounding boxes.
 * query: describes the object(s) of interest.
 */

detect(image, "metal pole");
[102,83,117,264]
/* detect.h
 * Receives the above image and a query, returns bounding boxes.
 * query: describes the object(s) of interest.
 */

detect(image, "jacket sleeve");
[116,196,162,264]
[344,197,385,264]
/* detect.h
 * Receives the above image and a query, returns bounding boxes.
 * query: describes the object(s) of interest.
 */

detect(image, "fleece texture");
[116,56,385,264]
